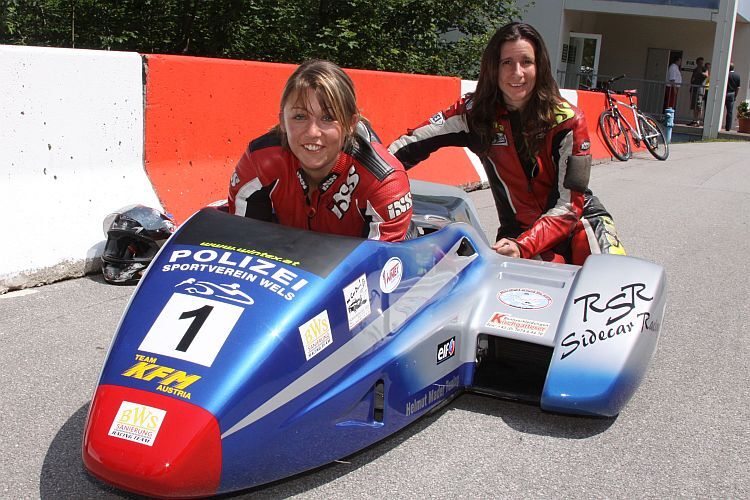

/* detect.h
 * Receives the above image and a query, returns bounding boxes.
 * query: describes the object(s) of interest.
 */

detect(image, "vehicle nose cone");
[82,384,222,498]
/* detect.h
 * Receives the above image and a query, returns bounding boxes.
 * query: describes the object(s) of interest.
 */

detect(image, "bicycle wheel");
[599,110,631,161]
[637,114,669,161]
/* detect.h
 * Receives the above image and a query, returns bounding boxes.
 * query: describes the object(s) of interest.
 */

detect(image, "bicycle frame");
[603,90,645,143]
[596,74,669,162]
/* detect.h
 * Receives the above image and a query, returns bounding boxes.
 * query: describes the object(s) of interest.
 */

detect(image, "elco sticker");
[436,336,456,364]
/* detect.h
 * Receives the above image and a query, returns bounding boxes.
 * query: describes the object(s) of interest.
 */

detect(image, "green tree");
[0,0,526,78]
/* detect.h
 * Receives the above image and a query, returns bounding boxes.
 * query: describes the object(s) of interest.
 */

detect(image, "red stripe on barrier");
[144,55,297,223]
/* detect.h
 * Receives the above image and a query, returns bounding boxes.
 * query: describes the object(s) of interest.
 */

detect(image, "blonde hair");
[278,59,359,149]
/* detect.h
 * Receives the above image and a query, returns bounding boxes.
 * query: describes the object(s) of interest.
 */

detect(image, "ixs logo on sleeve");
[108,401,167,446]
[387,192,413,220]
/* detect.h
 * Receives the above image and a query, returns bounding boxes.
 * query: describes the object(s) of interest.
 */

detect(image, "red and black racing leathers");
[388,96,624,264]
[228,124,413,242]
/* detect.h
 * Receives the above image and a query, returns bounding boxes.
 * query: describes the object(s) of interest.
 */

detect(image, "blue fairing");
[97,207,485,491]
[541,254,667,416]
[86,181,667,496]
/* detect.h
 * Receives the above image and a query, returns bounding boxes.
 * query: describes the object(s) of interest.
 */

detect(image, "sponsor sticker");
[108,401,166,447]
[404,373,461,416]
[162,248,309,302]
[121,354,201,400]
[174,277,254,305]
[492,132,509,146]
[497,288,552,309]
[580,140,591,151]
[485,312,549,336]
[436,336,456,364]
[429,112,445,126]
[299,310,333,360]
[344,274,371,329]
[380,257,403,293]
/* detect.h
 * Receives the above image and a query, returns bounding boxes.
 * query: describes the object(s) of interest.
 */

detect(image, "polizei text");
[162,249,309,301]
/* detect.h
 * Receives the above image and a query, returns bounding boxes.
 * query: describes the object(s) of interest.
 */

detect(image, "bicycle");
[595,75,669,161]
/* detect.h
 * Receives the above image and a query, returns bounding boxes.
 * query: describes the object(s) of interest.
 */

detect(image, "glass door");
[563,33,602,90]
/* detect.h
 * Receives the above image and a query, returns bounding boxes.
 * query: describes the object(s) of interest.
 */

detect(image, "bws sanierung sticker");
[299,310,333,361]
[108,401,166,447]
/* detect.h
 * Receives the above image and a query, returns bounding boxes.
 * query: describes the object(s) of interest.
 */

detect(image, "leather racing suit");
[228,123,413,242]
[388,96,624,264]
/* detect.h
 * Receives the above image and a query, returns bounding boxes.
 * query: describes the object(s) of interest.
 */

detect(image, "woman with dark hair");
[389,22,624,264]
[228,59,413,242]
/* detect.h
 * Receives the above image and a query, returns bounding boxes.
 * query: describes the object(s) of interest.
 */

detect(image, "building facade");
[520,0,749,137]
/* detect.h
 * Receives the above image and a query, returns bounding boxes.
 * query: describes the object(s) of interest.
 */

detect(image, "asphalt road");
[1,141,748,499]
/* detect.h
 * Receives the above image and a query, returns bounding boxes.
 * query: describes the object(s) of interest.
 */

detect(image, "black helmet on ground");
[101,205,176,285]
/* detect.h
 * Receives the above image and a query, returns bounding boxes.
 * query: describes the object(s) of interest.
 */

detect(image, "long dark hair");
[468,22,563,154]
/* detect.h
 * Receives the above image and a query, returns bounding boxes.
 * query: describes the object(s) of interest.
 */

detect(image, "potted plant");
[738,100,750,133]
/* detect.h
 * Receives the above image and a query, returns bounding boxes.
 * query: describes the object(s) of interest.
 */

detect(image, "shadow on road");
[39,399,447,499]
[40,403,141,499]
[40,391,613,499]
[453,393,616,438]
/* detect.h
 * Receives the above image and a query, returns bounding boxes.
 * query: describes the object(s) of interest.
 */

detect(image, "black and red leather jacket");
[389,96,592,258]
[228,124,413,242]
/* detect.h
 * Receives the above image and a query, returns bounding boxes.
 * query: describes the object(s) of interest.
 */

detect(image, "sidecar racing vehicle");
[82,180,666,498]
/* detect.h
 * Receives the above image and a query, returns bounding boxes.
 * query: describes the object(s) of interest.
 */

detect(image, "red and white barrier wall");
[0,45,636,292]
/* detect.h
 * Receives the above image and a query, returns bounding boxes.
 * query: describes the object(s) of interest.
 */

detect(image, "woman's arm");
[227,135,277,222]
[387,98,476,168]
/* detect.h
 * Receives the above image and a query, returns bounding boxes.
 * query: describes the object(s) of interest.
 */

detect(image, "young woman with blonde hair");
[229,59,413,241]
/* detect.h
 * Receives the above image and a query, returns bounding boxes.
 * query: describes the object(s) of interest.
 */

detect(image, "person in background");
[725,62,741,131]
[228,59,413,241]
[388,22,625,265]
[703,62,711,106]
[664,55,682,112]
[689,57,708,126]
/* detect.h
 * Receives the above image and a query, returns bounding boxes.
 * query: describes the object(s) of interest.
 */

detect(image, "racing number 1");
[176,305,214,352]
[139,293,244,367]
